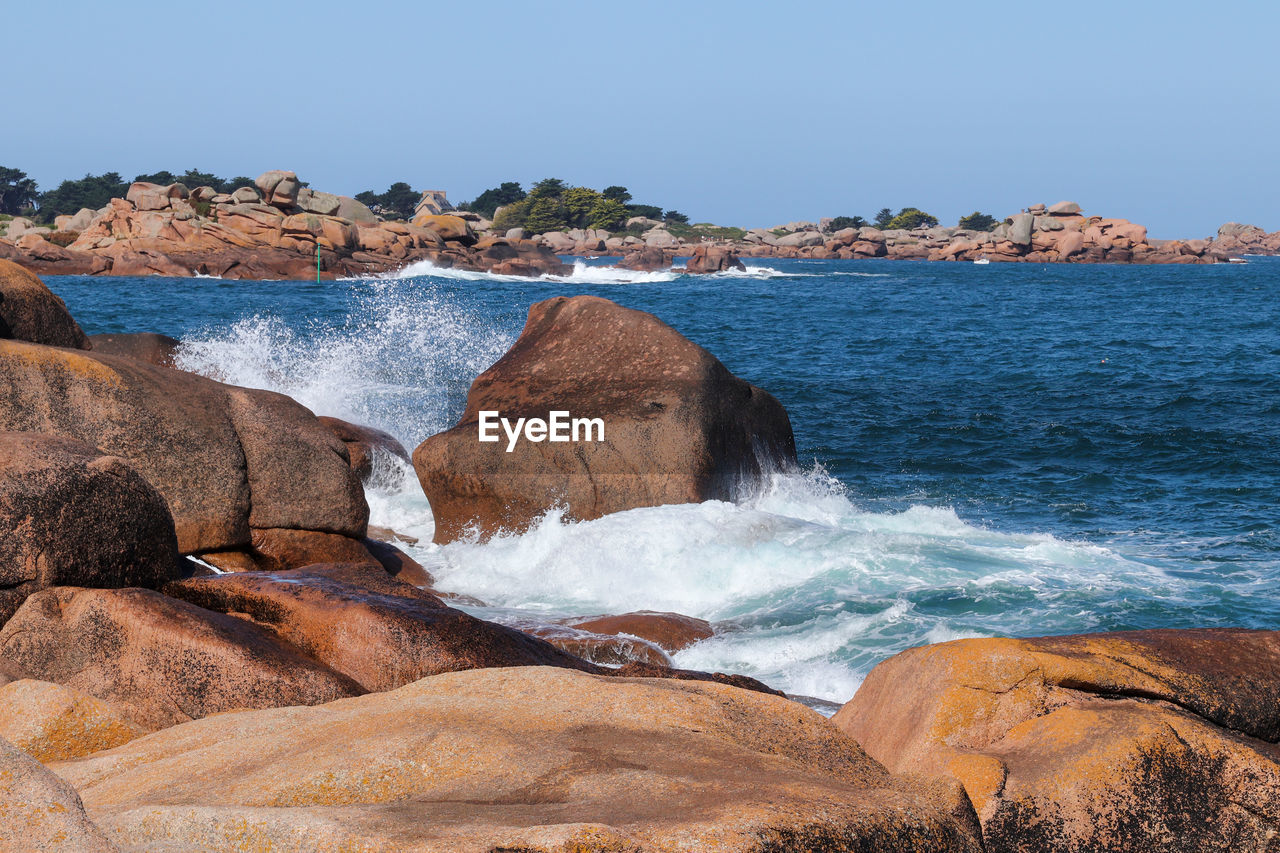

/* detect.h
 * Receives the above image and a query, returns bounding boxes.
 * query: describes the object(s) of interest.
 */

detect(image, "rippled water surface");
[51,257,1280,703]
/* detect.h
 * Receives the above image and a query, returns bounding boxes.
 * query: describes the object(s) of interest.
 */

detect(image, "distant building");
[415,191,454,217]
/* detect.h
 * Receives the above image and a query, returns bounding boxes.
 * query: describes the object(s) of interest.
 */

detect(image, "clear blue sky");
[6,0,1276,238]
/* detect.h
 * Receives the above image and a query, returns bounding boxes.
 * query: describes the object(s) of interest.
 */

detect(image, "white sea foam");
[172,275,1177,707]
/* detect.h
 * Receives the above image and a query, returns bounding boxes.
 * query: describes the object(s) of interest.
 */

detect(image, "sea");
[50,256,1280,710]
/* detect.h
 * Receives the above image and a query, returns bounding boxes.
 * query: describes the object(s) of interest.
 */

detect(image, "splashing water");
[139,260,1279,709]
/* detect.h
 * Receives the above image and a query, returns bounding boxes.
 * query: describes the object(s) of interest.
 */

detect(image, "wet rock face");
[316,415,410,481]
[0,432,180,625]
[54,667,984,852]
[831,629,1280,852]
[413,295,797,543]
[0,258,91,348]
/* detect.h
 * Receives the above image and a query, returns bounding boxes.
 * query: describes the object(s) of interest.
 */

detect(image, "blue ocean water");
[48,257,1280,704]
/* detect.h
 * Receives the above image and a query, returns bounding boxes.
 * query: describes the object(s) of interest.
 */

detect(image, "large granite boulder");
[54,667,983,851]
[0,433,180,625]
[0,587,364,730]
[0,258,90,348]
[0,338,367,557]
[832,629,1280,852]
[413,296,796,542]
[411,213,476,245]
[0,737,114,852]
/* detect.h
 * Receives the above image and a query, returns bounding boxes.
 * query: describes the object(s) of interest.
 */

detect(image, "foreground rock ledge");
[54,666,982,852]
[832,629,1280,853]
[414,295,797,543]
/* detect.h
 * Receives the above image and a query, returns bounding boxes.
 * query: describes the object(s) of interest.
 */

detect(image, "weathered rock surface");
[85,332,180,367]
[684,244,746,273]
[413,295,796,543]
[0,337,367,556]
[0,433,180,625]
[0,587,363,730]
[163,563,594,693]
[316,415,410,481]
[55,667,982,852]
[0,258,90,348]
[832,629,1280,852]
[0,680,146,762]
[0,737,114,852]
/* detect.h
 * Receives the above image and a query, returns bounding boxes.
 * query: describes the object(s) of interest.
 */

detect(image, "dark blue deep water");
[47,257,1280,700]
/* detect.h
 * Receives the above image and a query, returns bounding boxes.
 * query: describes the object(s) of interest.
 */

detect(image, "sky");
[5,0,1277,238]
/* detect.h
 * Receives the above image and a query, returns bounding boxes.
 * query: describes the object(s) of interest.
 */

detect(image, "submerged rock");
[54,667,983,852]
[413,296,796,543]
[832,629,1280,852]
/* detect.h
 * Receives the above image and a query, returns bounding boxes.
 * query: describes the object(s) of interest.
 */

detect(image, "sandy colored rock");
[833,629,1280,852]
[0,737,115,852]
[0,338,367,555]
[0,587,363,730]
[56,666,982,852]
[0,680,146,762]
[0,259,90,348]
[0,433,180,625]
[414,296,796,543]
[411,213,475,244]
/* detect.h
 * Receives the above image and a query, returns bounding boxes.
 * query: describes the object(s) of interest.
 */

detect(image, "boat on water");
[974,255,991,265]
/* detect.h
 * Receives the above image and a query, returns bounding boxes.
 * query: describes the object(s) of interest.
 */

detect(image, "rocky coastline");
[1,171,1275,280]
[2,257,1278,851]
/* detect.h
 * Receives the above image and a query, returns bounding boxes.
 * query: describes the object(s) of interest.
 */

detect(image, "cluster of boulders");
[1210,221,1280,256]
[0,171,569,279]
[3,258,1279,851]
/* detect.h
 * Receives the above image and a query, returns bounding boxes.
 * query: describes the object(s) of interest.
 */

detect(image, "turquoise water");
[49,257,1280,703]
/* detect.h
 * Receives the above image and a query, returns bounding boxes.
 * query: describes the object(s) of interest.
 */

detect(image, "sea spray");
[148,261,1279,710]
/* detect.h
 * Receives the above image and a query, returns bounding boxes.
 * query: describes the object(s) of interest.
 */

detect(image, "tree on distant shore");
[461,181,526,218]
[0,167,39,215]
[133,169,253,194]
[827,215,868,232]
[958,211,998,231]
[884,207,939,230]
[602,185,632,203]
[663,210,689,224]
[625,203,662,220]
[353,182,419,220]
[35,172,130,222]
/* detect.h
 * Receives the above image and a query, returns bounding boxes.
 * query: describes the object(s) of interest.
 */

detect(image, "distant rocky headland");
[1,169,1276,279]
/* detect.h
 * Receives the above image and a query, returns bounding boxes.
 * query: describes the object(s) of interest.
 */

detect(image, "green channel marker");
[316,242,321,282]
